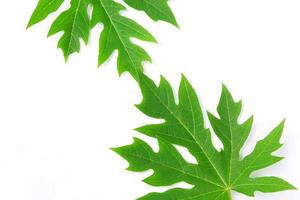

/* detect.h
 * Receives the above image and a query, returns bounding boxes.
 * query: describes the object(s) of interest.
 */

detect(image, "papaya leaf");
[113,74,296,199]
[27,0,177,79]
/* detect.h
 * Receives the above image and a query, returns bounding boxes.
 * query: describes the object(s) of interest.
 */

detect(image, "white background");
[0,0,299,199]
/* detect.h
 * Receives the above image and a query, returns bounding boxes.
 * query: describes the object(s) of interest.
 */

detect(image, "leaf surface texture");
[114,74,295,199]
[28,0,177,79]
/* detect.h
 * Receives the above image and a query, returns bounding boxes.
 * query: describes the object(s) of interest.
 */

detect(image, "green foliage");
[114,74,295,199]
[28,0,177,79]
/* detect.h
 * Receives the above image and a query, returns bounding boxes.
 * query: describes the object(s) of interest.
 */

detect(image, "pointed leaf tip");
[180,73,188,81]
[221,83,231,96]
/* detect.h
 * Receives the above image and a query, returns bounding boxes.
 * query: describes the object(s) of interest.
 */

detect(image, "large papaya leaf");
[114,74,296,199]
[27,0,177,79]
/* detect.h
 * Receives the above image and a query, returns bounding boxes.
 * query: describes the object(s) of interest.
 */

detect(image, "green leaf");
[123,0,178,27]
[114,74,296,199]
[27,0,177,79]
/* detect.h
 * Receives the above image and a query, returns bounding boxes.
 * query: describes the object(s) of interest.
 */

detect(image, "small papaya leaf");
[114,73,296,199]
[27,0,177,79]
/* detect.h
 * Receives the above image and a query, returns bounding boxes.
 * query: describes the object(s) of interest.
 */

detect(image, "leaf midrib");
[66,0,83,57]
[122,150,224,188]
[234,183,292,188]
[231,131,279,186]
[99,0,140,77]
[223,91,234,185]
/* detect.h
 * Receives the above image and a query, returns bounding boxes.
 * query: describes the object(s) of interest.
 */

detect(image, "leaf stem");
[227,191,233,200]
